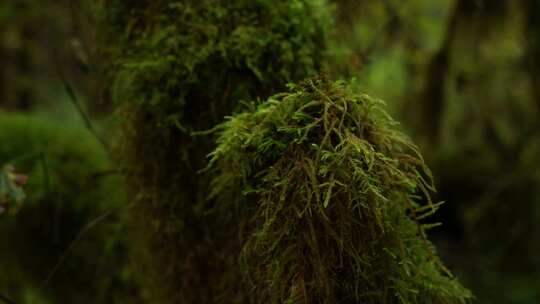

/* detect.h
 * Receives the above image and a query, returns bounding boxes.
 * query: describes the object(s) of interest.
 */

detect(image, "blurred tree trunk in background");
[13,25,32,110]
[419,0,463,146]
[0,0,99,114]
[524,0,540,109]
[420,0,509,147]
[0,1,34,110]
[0,42,4,105]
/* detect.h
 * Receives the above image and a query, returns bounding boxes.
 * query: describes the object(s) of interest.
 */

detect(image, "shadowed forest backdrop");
[0,0,539,303]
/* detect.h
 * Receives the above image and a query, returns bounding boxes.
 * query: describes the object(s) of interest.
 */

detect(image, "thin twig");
[0,293,17,304]
[52,50,109,149]
[41,211,113,288]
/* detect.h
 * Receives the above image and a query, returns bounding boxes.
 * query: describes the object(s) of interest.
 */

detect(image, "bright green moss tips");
[209,77,472,303]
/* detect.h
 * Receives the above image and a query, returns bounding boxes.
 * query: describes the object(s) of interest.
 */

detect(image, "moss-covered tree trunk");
[98,1,473,302]
[98,0,332,302]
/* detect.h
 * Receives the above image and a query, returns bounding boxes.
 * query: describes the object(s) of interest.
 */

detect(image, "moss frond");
[209,77,472,303]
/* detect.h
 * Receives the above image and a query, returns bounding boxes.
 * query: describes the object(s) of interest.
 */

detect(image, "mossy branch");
[209,77,472,303]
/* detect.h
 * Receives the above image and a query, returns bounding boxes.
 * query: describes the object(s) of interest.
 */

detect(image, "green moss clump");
[209,77,472,303]
[99,0,332,122]
[96,0,334,302]
[0,112,139,304]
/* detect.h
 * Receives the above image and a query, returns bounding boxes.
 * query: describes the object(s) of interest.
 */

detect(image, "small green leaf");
[0,164,28,214]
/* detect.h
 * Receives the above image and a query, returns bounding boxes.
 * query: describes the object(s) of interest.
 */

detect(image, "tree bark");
[420,0,465,146]
[523,0,540,111]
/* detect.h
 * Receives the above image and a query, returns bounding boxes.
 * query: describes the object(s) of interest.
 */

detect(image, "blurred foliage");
[0,0,103,114]
[332,0,540,303]
[0,112,140,304]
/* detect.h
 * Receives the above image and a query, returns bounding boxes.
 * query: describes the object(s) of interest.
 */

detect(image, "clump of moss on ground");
[95,0,334,302]
[0,112,140,304]
[209,77,472,303]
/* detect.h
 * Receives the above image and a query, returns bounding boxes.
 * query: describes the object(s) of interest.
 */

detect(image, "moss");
[99,0,331,123]
[96,0,334,302]
[209,77,472,303]
[0,111,140,304]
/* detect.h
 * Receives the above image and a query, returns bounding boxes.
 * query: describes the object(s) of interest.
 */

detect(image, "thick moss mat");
[209,77,472,303]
